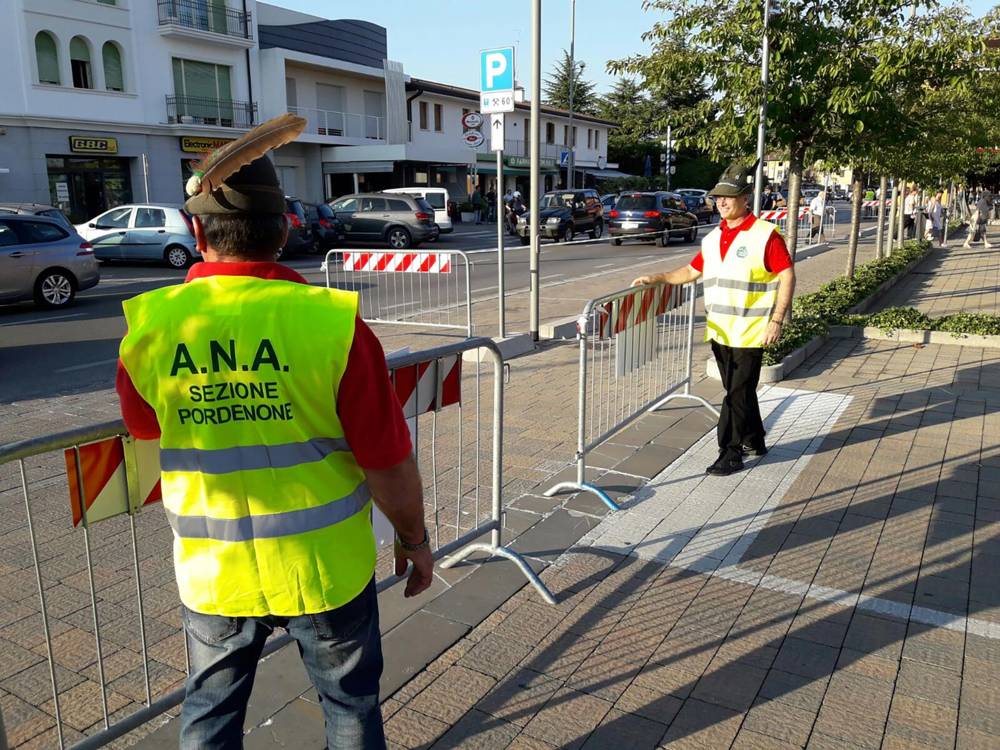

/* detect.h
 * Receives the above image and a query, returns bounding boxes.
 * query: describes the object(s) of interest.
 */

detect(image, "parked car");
[676,188,716,213]
[516,189,604,245]
[76,204,199,269]
[0,214,99,308]
[0,203,73,229]
[303,202,344,252]
[678,193,715,224]
[328,192,436,249]
[384,187,453,235]
[281,197,315,257]
[600,193,619,215]
[607,192,699,246]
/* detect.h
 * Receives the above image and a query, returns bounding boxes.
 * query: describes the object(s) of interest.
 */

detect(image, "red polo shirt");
[689,213,793,274]
[116,261,412,470]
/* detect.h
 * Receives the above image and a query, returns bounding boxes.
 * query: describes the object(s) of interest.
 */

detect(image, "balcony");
[475,139,564,160]
[167,95,258,129]
[157,0,254,45]
[288,107,385,142]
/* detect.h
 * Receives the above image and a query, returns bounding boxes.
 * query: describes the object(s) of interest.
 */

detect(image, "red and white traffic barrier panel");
[391,354,462,418]
[65,436,161,526]
[595,284,678,339]
[759,208,810,221]
[343,251,453,273]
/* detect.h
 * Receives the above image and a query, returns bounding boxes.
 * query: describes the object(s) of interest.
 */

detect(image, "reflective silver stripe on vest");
[703,277,779,293]
[165,482,371,542]
[704,303,773,318]
[159,437,351,474]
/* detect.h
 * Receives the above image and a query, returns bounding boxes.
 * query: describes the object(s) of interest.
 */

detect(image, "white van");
[384,187,453,234]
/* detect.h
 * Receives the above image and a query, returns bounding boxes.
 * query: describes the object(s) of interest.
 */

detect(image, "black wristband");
[395,528,430,552]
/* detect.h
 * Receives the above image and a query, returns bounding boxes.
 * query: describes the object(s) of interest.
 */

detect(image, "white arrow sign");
[490,113,505,152]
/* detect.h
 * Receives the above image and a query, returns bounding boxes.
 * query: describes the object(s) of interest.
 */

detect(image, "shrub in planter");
[862,307,934,335]
[932,313,1000,337]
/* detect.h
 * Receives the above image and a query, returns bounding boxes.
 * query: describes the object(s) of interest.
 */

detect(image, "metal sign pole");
[753,0,772,215]
[497,148,506,337]
[529,0,541,341]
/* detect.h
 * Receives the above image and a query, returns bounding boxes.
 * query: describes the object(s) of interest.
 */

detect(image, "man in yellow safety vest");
[116,117,432,749]
[633,162,796,476]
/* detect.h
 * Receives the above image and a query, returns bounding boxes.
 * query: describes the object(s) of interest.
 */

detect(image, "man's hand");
[763,320,783,346]
[394,540,434,598]
[631,275,656,287]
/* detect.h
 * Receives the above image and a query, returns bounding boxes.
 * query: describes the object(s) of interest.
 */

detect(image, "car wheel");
[657,230,670,247]
[687,226,698,243]
[34,269,76,309]
[612,238,623,246]
[387,227,412,249]
[519,236,530,246]
[589,221,604,239]
[559,224,574,244]
[165,245,192,269]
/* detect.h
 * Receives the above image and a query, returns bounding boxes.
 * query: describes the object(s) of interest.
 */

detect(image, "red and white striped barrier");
[65,436,161,526]
[862,200,892,208]
[391,354,462,418]
[595,284,679,339]
[760,208,810,221]
[342,251,452,274]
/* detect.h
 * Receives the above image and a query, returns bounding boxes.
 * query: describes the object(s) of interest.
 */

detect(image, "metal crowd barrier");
[544,281,719,510]
[323,249,473,337]
[0,337,551,750]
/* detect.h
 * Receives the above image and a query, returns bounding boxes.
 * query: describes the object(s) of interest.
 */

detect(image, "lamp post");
[529,0,541,341]
[566,0,577,189]
[752,0,773,214]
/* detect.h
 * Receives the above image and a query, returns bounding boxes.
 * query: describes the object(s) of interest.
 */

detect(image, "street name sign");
[480,46,515,114]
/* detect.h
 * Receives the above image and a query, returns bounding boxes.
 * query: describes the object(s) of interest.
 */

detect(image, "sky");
[272,1,998,95]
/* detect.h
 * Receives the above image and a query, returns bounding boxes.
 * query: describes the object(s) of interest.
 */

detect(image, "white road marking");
[55,357,118,373]
[596,262,617,269]
[0,312,85,326]
[542,274,564,281]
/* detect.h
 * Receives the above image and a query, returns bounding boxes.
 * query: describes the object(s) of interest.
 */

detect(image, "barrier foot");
[542,481,620,511]
[439,543,557,605]
[650,392,720,419]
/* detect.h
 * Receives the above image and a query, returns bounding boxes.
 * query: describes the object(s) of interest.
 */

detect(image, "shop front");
[46,137,132,224]
[474,153,559,198]
[179,136,234,198]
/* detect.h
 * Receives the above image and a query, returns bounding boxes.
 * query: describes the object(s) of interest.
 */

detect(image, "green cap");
[709,161,757,197]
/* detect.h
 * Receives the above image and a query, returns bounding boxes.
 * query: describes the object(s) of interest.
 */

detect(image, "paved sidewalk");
[0,228,882,748]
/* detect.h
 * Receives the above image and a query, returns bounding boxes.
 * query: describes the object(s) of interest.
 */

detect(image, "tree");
[543,49,599,114]
[609,0,984,257]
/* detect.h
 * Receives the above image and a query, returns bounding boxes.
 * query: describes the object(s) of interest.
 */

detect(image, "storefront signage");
[69,136,119,155]
[505,155,556,169]
[55,182,70,202]
[180,136,233,154]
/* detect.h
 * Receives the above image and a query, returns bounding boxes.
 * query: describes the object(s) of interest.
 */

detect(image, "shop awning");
[323,161,394,174]
[581,168,633,180]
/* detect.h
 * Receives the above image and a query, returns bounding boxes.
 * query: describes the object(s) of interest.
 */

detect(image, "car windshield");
[415,198,435,214]
[616,195,657,211]
[421,193,446,209]
[540,192,576,208]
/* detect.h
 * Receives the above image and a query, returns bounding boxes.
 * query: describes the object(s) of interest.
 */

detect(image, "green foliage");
[762,240,930,365]
[932,313,1000,337]
[862,307,934,335]
[543,50,600,115]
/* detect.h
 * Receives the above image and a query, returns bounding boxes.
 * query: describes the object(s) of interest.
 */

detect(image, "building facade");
[0,0,614,222]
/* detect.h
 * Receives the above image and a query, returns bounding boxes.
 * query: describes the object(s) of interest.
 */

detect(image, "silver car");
[0,214,100,308]
[76,204,199,269]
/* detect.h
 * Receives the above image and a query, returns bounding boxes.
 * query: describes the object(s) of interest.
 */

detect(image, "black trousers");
[712,340,766,455]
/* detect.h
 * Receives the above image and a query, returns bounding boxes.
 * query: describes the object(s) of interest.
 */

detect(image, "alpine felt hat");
[709,162,757,197]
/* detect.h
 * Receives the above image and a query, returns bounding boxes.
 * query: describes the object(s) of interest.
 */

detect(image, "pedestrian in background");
[925,190,943,244]
[903,187,918,239]
[864,186,876,218]
[761,184,776,211]
[486,188,497,222]
[809,189,827,241]
[631,162,796,476]
[116,115,433,750]
[471,187,483,224]
[964,191,994,248]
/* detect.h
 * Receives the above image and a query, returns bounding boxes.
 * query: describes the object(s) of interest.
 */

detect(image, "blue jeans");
[180,578,386,749]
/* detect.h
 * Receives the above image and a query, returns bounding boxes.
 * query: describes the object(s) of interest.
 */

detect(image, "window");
[135,208,166,228]
[563,125,568,145]
[96,0,117,4]
[433,103,443,132]
[386,199,410,211]
[594,129,600,150]
[571,126,577,147]
[70,37,93,89]
[35,32,60,85]
[419,101,428,130]
[0,222,19,247]
[360,197,386,212]
[102,42,124,92]
[524,118,531,150]
[331,197,358,212]
[422,193,445,209]
[546,123,555,144]
[285,78,297,109]
[39,209,72,228]
[172,58,233,124]
[95,207,132,229]
[19,221,68,243]
[587,129,592,149]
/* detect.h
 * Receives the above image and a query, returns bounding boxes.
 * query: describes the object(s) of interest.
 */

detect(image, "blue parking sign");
[480,47,515,113]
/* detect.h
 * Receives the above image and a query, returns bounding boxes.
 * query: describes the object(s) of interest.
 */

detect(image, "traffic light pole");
[665,124,672,192]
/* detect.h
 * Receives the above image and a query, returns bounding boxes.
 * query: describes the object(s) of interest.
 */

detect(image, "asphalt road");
[1,203,858,404]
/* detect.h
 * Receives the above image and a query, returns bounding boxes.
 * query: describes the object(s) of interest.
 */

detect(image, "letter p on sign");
[480,47,514,93]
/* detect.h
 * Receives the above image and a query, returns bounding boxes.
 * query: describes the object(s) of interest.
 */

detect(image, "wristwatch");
[770,319,784,325]
[395,527,430,552]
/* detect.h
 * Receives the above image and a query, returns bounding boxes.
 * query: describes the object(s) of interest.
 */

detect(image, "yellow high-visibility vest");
[119,276,375,617]
[701,218,780,348]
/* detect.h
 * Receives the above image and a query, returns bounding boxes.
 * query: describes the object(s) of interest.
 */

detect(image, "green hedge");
[762,240,930,366]
[762,239,1000,365]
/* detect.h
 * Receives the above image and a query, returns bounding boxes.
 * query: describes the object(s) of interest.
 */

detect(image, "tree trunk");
[846,173,864,277]
[875,175,888,259]
[886,179,899,255]
[896,180,906,250]
[785,144,806,262]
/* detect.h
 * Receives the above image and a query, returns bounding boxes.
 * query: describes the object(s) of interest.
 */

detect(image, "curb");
[829,325,1000,349]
